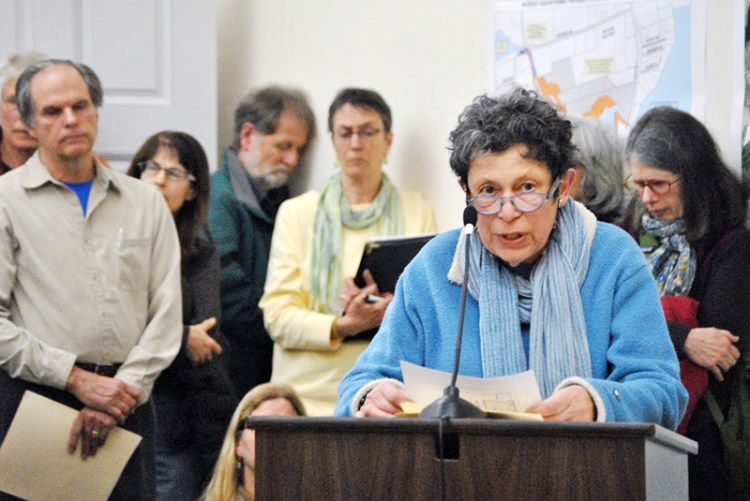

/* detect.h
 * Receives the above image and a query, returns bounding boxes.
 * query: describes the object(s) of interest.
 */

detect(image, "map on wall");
[490,0,706,136]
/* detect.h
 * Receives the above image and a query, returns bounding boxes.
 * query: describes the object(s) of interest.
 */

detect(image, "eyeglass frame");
[137,160,196,182]
[623,175,682,196]
[466,178,562,216]
[332,127,383,142]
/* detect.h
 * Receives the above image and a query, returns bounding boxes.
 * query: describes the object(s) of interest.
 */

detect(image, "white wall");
[217,0,743,232]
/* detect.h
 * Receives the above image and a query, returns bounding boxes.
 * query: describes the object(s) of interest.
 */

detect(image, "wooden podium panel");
[250,417,697,501]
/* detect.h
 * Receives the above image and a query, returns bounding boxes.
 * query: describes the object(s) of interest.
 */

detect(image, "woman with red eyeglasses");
[624,106,750,500]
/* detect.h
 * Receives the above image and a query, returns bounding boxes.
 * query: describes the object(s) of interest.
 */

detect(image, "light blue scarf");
[641,214,696,297]
[449,201,597,398]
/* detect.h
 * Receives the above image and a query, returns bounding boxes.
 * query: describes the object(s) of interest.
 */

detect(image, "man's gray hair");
[15,59,103,127]
[0,51,46,96]
[232,85,316,151]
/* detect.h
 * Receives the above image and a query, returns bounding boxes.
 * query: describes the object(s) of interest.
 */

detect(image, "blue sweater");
[335,223,688,428]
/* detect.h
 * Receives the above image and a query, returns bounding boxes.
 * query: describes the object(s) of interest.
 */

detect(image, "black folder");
[346,233,436,343]
[353,233,436,293]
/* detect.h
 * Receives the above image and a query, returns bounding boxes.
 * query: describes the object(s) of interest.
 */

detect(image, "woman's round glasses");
[138,160,195,182]
[333,127,382,142]
[467,178,561,215]
[623,176,681,196]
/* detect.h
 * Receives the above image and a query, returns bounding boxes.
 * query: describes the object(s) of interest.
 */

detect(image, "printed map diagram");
[490,0,706,135]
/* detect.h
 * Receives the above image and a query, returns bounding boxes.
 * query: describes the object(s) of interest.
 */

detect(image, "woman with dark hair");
[127,131,238,501]
[259,88,436,415]
[623,106,750,500]
[335,87,686,429]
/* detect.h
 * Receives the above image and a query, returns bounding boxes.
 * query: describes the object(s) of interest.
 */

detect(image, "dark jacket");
[625,210,750,500]
[153,242,237,474]
[652,226,750,501]
[207,149,288,396]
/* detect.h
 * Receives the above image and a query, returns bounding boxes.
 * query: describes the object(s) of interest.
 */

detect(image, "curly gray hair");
[449,87,574,188]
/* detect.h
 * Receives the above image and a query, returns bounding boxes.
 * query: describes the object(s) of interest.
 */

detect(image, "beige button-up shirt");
[0,152,182,403]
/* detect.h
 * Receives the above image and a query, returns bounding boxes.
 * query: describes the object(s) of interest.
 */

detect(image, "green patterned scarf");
[310,172,403,314]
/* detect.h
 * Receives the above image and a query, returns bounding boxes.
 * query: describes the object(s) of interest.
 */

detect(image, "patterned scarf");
[310,172,403,314]
[449,201,597,398]
[642,214,696,297]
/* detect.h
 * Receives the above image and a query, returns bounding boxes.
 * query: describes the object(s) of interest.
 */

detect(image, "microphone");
[420,206,485,419]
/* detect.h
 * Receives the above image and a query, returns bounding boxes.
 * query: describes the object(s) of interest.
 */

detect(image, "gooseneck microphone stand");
[420,205,485,419]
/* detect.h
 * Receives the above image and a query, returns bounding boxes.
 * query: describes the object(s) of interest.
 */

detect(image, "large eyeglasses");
[333,127,382,142]
[467,179,562,216]
[624,176,681,196]
[138,160,195,182]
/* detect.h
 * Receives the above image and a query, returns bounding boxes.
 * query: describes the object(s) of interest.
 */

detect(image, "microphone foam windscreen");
[463,205,478,226]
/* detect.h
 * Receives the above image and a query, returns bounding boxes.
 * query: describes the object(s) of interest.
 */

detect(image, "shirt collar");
[20,151,120,194]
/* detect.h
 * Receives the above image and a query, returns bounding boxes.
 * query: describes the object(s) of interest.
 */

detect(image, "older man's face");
[28,64,98,163]
[241,110,309,189]
[1,76,37,153]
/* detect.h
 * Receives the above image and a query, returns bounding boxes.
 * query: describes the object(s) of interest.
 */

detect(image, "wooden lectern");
[249,417,697,501]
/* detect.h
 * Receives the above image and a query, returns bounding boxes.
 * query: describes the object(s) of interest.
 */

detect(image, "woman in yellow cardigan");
[259,88,436,415]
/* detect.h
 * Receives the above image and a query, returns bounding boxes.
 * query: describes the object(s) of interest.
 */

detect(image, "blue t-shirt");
[63,179,94,215]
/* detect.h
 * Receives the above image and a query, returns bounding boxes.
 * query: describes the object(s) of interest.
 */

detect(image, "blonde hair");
[200,383,305,501]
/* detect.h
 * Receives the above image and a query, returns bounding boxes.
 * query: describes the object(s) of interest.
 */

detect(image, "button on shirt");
[0,152,182,403]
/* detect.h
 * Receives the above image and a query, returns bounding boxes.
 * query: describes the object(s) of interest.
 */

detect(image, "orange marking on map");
[583,96,629,131]
[537,76,566,112]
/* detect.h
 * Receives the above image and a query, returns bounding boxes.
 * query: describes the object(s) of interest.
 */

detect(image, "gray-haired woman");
[568,115,626,223]
[336,88,687,430]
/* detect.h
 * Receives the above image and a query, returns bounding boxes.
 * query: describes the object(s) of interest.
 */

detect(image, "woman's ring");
[91,430,100,437]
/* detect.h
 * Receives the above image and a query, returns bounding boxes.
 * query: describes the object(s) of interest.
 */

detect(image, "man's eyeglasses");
[624,176,681,196]
[467,179,561,215]
[138,160,195,182]
[333,128,382,142]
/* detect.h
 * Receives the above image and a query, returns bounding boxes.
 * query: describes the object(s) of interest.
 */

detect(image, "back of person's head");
[15,58,103,127]
[201,383,305,501]
[126,131,211,259]
[569,116,625,222]
[449,86,574,187]
[0,51,46,96]
[232,85,316,151]
[327,88,392,133]
[625,106,747,244]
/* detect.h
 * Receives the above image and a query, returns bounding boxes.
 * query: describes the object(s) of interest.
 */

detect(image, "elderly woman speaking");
[335,88,687,427]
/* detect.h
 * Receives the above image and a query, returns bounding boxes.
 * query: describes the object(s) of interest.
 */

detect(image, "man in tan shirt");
[0,60,182,500]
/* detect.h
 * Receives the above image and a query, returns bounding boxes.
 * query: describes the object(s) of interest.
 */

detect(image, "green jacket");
[208,149,288,395]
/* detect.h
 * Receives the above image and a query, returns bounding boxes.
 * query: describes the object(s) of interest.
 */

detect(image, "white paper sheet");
[401,361,543,413]
[0,391,141,501]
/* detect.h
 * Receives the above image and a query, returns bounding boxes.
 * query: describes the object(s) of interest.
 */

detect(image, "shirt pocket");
[118,238,150,291]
